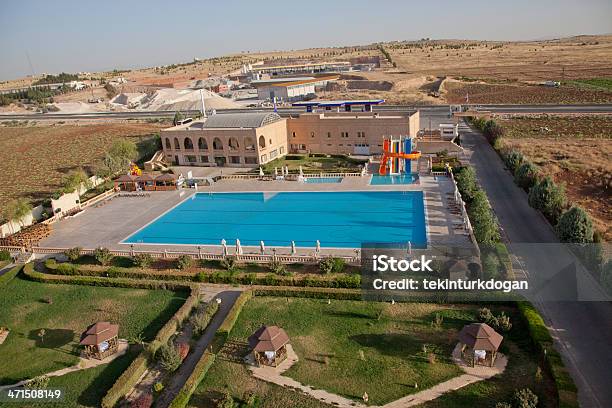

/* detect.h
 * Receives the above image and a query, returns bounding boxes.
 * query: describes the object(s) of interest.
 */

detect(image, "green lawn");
[0,276,187,392]
[196,297,482,406]
[260,154,367,174]
[566,78,612,92]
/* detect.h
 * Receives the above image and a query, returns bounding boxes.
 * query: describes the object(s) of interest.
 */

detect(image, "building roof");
[292,99,385,107]
[249,325,290,352]
[268,75,339,88]
[136,174,155,182]
[116,174,136,182]
[458,323,503,351]
[80,322,119,346]
[155,173,178,181]
[196,112,283,129]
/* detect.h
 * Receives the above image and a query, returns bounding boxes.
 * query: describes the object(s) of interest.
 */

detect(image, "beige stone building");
[161,112,288,167]
[160,109,420,167]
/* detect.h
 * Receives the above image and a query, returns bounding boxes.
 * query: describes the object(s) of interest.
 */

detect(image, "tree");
[102,139,138,176]
[504,150,524,173]
[94,247,114,266]
[133,253,154,268]
[61,168,91,195]
[176,254,193,270]
[64,247,82,262]
[4,198,33,233]
[455,167,478,202]
[157,342,182,372]
[528,176,566,223]
[513,388,538,408]
[173,111,184,126]
[556,206,594,243]
[514,162,539,191]
[38,329,46,344]
[468,190,500,245]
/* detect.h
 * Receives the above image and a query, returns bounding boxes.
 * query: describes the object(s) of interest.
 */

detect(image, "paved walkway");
[249,343,507,408]
[0,340,129,390]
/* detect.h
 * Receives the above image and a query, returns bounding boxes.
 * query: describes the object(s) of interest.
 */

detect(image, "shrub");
[513,388,538,408]
[194,271,207,282]
[220,257,237,272]
[497,311,512,332]
[153,382,164,393]
[503,150,524,173]
[176,255,194,270]
[25,375,49,389]
[0,250,11,261]
[528,176,566,223]
[190,301,220,338]
[514,162,539,191]
[63,247,82,262]
[94,247,114,266]
[131,393,153,408]
[495,403,512,408]
[482,251,501,279]
[556,206,594,243]
[56,262,78,275]
[268,259,288,275]
[218,392,235,408]
[158,342,182,372]
[133,253,154,268]
[319,257,346,274]
[478,307,493,323]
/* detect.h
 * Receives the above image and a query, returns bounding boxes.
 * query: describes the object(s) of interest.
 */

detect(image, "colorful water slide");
[379,138,421,175]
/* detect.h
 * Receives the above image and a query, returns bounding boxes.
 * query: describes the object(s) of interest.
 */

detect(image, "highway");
[1,104,612,121]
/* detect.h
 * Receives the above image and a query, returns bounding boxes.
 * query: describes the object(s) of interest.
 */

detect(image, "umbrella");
[315,240,321,254]
[285,165,289,175]
[299,165,303,176]
[260,240,265,255]
[274,167,278,176]
[236,239,243,255]
[407,241,412,255]
[291,241,296,255]
[259,167,264,177]
[221,239,227,257]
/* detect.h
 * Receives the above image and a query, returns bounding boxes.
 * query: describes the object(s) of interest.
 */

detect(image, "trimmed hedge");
[168,352,216,408]
[0,265,22,286]
[253,286,362,300]
[22,263,199,408]
[217,291,253,337]
[44,259,362,288]
[517,302,578,408]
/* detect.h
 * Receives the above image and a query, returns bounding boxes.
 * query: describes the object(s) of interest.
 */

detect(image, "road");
[461,122,612,407]
[1,104,612,121]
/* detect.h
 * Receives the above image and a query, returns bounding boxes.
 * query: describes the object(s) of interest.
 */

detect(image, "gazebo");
[114,174,137,191]
[80,322,119,360]
[248,325,290,367]
[458,322,503,367]
[136,173,156,191]
[154,173,178,191]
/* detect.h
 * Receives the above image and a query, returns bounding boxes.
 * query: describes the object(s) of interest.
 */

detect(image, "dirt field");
[497,115,612,239]
[0,122,164,212]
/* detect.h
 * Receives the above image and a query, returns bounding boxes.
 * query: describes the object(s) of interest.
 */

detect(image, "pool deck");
[39,175,471,255]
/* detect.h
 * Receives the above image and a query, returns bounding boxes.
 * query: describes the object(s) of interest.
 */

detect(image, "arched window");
[174,138,180,149]
[228,137,239,150]
[213,137,223,150]
[184,138,194,150]
[198,137,208,150]
[244,137,255,151]
[258,135,266,148]
[165,138,171,149]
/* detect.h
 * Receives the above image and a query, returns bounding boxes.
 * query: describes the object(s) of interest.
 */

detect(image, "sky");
[1,0,611,81]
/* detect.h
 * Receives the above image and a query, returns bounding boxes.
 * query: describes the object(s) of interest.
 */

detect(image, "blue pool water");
[370,174,419,185]
[124,191,427,248]
[303,177,343,184]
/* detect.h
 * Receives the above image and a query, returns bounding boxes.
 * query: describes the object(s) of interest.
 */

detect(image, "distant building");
[250,61,351,77]
[160,101,421,166]
[161,112,288,167]
[254,76,339,102]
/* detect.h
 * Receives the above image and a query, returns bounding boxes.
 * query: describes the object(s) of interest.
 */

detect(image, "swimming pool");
[123,191,427,248]
[303,177,343,184]
[370,174,419,185]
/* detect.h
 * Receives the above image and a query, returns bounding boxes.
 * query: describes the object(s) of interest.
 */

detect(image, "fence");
[448,170,480,256]
[218,171,364,181]
[0,245,359,265]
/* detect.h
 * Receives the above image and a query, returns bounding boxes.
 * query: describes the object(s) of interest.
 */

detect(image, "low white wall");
[0,204,44,238]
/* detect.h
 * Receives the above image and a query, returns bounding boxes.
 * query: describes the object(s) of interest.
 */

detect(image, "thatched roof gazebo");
[114,174,137,191]
[136,173,156,191]
[248,325,290,367]
[80,322,119,360]
[458,323,503,367]
[155,173,178,191]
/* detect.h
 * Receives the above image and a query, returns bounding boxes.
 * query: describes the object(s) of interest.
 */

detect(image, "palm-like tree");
[4,198,32,234]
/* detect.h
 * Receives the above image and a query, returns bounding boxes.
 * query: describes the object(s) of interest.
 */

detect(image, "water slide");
[379,138,421,175]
